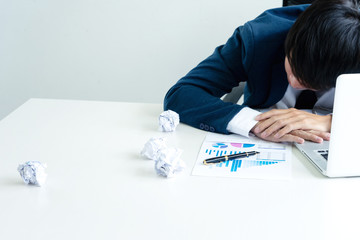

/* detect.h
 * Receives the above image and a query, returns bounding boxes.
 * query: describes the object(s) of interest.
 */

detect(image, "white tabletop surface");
[0,98,359,240]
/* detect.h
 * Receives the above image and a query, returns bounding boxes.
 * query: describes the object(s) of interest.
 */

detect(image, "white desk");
[0,98,359,240]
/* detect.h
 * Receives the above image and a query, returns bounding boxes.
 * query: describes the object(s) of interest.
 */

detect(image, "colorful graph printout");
[192,133,292,180]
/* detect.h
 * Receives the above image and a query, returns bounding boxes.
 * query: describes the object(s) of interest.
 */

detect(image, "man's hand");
[251,123,331,144]
[289,129,330,143]
[252,108,332,139]
[251,129,331,144]
[251,129,305,144]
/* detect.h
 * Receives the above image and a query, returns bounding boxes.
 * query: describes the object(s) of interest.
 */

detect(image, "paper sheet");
[192,133,292,180]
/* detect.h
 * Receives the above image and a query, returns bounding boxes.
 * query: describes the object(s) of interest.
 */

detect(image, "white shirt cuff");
[226,107,260,137]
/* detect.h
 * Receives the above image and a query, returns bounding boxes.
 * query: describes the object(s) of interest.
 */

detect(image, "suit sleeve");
[163,23,255,134]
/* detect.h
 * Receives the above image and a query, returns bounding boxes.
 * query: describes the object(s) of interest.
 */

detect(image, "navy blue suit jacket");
[164,5,309,134]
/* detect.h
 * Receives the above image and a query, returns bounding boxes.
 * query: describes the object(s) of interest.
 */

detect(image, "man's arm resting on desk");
[253,108,332,140]
[227,107,331,143]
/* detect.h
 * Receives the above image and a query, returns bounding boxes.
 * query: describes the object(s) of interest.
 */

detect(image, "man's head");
[285,0,360,90]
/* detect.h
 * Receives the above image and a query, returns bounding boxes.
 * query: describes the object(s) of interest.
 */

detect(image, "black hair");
[285,0,360,90]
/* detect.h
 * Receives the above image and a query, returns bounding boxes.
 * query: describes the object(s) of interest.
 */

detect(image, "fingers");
[273,118,331,139]
[253,110,330,139]
[272,118,308,138]
[290,130,323,143]
[252,124,331,144]
[260,117,301,138]
[290,130,331,143]
[255,108,297,121]
[254,114,307,138]
[252,130,305,144]
[252,109,332,144]
[253,111,296,134]
[277,133,305,144]
[304,130,331,141]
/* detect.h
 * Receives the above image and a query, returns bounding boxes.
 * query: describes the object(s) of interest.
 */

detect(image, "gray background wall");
[0,0,282,120]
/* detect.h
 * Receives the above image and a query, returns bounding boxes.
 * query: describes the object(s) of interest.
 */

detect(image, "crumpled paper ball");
[17,161,47,186]
[159,110,180,132]
[154,147,186,178]
[140,137,167,160]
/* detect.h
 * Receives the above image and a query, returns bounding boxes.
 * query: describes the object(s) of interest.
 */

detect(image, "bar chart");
[192,133,292,180]
[204,143,286,172]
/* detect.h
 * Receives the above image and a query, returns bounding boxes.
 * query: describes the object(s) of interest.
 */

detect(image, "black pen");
[203,151,260,165]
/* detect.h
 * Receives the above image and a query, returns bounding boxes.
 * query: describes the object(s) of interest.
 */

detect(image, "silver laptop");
[295,73,360,177]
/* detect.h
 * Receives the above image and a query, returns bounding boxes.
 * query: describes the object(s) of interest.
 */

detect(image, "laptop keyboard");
[317,150,329,160]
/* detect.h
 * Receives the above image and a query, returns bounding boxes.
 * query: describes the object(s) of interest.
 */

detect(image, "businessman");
[164,0,360,143]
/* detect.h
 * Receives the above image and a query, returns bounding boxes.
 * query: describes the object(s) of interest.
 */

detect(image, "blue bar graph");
[218,159,280,172]
[205,141,285,172]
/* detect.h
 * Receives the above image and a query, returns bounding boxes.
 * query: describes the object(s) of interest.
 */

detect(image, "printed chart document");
[192,133,292,180]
